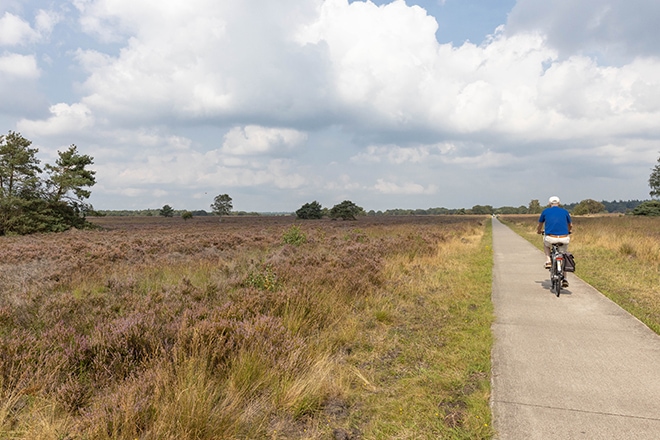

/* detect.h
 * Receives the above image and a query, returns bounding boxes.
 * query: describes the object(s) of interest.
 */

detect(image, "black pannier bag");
[563,252,575,272]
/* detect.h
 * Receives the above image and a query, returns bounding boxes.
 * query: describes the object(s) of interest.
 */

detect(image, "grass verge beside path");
[345,219,494,438]
[501,215,660,335]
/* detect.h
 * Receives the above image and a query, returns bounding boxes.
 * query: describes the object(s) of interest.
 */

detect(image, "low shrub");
[282,224,307,246]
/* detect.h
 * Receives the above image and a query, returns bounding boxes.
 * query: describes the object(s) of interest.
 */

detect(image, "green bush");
[329,200,364,220]
[246,267,278,291]
[282,225,307,246]
[632,200,660,216]
[296,201,323,219]
[573,199,606,215]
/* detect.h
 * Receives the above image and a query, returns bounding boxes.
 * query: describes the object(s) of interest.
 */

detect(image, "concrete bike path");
[490,217,660,439]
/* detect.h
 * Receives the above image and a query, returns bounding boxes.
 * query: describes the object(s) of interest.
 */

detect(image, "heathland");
[0,215,493,439]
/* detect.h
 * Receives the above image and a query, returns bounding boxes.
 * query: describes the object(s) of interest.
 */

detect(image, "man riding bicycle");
[537,196,572,286]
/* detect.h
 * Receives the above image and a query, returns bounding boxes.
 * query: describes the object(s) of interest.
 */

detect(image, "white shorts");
[544,235,570,251]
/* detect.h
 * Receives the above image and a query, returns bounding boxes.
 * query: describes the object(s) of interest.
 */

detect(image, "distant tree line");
[361,199,648,217]
[99,198,651,220]
[95,209,264,217]
[94,208,262,217]
[96,209,215,217]
[96,197,653,221]
[564,200,646,214]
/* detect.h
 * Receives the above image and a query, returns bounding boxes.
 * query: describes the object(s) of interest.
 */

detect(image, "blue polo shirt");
[538,206,571,235]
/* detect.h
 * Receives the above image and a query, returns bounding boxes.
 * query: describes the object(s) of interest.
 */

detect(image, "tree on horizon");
[649,154,660,199]
[211,194,233,217]
[330,200,364,220]
[296,201,323,219]
[159,204,174,217]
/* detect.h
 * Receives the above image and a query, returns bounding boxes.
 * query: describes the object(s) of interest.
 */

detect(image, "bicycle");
[548,242,566,297]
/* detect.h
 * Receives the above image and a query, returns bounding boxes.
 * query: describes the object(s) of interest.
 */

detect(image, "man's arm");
[537,222,544,234]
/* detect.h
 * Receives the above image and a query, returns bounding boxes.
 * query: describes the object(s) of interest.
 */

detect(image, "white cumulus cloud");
[18,103,94,136]
[374,179,438,195]
[221,126,308,156]
[0,9,59,46]
[0,52,39,78]
[0,12,38,45]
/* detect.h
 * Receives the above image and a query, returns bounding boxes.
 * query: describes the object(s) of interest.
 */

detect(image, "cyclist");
[536,196,572,286]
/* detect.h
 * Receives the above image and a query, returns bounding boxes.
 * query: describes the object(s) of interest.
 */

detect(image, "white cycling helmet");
[549,196,560,204]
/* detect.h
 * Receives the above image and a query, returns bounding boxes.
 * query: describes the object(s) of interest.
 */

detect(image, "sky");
[1,0,659,212]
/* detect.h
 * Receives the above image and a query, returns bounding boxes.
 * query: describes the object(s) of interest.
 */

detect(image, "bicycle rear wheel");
[553,255,563,297]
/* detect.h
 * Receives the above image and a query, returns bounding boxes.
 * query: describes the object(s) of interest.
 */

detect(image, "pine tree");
[649,155,660,199]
